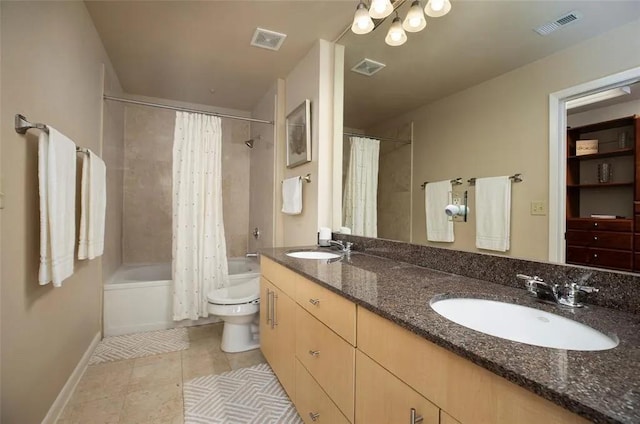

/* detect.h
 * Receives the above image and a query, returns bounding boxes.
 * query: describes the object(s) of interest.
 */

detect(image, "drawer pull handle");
[593,253,599,259]
[308,350,320,357]
[309,298,320,306]
[593,236,598,241]
[410,408,424,424]
[309,412,320,421]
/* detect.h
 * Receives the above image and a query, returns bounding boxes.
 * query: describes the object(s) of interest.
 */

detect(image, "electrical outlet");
[452,197,462,206]
[531,201,547,215]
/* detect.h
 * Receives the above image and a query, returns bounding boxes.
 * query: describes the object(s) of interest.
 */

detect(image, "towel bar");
[468,174,523,185]
[282,174,311,184]
[420,177,462,190]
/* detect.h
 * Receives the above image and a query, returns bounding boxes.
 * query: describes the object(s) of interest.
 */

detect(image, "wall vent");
[250,28,287,51]
[534,11,582,36]
[351,58,386,77]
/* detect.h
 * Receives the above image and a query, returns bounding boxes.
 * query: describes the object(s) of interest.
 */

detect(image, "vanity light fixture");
[352,1,375,35]
[566,86,631,109]
[385,12,408,46]
[369,0,394,19]
[424,0,451,17]
[403,0,427,32]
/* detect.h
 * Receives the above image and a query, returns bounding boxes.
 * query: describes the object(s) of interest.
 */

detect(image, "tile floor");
[57,323,266,424]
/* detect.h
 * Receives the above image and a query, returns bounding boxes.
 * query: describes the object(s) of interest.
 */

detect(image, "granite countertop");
[259,247,640,424]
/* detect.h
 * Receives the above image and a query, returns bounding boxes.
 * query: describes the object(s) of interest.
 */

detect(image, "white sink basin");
[286,250,342,260]
[430,298,618,351]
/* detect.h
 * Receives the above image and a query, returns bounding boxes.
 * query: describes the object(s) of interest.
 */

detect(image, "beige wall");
[368,19,640,261]
[280,40,339,246]
[248,80,283,252]
[123,101,251,263]
[102,74,125,282]
[0,2,120,422]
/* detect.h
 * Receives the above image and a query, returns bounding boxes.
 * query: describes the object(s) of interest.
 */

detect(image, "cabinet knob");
[410,408,424,424]
[593,253,599,259]
[594,222,598,227]
[309,298,320,306]
[593,236,598,241]
[309,412,320,421]
[308,350,320,357]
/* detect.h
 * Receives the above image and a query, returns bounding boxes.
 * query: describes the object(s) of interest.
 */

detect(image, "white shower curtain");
[172,111,229,321]
[343,136,380,237]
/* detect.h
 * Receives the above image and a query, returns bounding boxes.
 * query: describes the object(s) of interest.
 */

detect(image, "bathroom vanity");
[259,249,640,424]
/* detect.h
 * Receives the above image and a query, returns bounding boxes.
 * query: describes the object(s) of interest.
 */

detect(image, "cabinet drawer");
[566,218,631,232]
[566,230,632,250]
[295,359,351,424]
[357,307,589,424]
[635,202,640,214]
[355,350,439,424]
[261,256,297,295]
[296,276,356,345]
[634,253,640,271]
[567,246,632,270]
[296,306,355,421]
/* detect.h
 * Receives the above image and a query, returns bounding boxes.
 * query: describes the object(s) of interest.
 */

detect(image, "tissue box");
[576,139,598,156]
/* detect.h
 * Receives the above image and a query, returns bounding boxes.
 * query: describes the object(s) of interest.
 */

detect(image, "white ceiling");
[86,1,640,124]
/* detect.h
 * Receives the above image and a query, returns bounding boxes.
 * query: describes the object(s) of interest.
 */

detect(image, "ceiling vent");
[534,11,582,36]
[250,28,287,51]
[351,58,386,77]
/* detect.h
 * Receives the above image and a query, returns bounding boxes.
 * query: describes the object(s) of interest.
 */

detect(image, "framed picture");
[286,99,311,168]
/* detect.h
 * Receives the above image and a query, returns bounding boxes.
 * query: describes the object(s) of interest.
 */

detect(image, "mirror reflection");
[337,0,640,272]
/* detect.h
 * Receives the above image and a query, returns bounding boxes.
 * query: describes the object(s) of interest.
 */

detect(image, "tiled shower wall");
[123,104,250,263]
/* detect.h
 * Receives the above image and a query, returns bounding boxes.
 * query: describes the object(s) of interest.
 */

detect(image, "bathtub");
[104,258,260,336]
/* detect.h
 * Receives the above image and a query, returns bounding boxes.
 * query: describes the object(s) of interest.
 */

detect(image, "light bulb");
[402,0,427,32]
[385,17,407,46]
[351,2,374,34]
[425,0,451,17]
[369,0,393,19]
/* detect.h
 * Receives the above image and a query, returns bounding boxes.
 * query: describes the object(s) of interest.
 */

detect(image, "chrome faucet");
[516,274,599,308]
[328,240,353,254]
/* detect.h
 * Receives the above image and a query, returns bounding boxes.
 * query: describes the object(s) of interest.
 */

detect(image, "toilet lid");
[207,276,260,305]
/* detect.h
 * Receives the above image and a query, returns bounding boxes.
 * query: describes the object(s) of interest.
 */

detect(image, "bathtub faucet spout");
[245,253,258,258]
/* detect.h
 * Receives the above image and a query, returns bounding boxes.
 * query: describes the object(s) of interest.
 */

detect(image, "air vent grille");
[250,28,287,51]
[534,11,582,36]
[351,58,386,77]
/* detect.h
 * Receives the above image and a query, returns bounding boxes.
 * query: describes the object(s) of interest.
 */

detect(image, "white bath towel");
[476,176,511,252]
[425,180,454,242]
[282,176,302,215]
[38,128,77,286]
[78,149,106,260]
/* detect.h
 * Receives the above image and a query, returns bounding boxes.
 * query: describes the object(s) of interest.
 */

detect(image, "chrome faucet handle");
[559,283,599,307]
[516,274,544,282]
[344,241,353,251]
[571,283,599,294]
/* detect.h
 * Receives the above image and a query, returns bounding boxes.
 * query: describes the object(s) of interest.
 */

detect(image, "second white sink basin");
[286,250,341,260]
[430,298,618,351]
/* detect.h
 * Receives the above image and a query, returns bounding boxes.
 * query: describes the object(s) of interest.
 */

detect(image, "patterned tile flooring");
[57,323,267,424]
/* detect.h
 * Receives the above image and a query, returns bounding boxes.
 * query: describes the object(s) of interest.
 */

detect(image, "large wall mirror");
[335,1,640,272]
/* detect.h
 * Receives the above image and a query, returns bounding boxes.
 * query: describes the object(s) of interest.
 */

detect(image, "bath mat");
[183,363,302,424]
[89,328,189,365]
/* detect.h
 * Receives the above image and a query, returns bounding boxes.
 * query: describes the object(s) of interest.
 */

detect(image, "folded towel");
[78,149,106,260]
[282,176,302,215]
[425,180,454,242]
[38,128,76,286]
[476,176,511,252]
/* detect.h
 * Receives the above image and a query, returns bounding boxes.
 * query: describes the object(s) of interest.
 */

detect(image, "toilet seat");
[207,276,260,305]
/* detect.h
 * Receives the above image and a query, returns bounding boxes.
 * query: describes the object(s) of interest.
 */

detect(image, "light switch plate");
[531,201,546,215]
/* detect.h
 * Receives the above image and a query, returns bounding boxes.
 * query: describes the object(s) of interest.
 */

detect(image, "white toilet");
[207,276,260,353]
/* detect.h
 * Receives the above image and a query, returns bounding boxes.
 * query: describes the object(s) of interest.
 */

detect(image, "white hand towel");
[476,176,511,252]
[78,150,106,260]
[38,128,76,286]
[425,180,454,242]
[282,176,302,215]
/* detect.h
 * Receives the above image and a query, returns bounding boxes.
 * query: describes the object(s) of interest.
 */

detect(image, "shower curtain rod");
[343,131,411,144]
[103,95,274,125]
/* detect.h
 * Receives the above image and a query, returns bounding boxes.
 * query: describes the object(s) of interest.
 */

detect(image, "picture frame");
[286,99,311,168]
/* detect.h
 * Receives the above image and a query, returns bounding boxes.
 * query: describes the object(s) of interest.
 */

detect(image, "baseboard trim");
[41,331,101,424]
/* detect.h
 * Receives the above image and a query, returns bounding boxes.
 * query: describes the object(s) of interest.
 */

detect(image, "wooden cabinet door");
[355,350,439,424]
[260,277,296,400]
[295,359,351,424]
[440,411,462,424]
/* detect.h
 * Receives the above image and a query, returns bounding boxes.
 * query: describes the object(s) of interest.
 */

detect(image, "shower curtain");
[343,136,380,237]
[172,111,229,321]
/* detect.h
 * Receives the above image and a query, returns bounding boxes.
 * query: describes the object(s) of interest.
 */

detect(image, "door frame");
[548,66,640,263]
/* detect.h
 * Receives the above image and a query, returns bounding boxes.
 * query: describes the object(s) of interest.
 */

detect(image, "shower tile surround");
[123,105,250,263]
[260,245,640,424]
